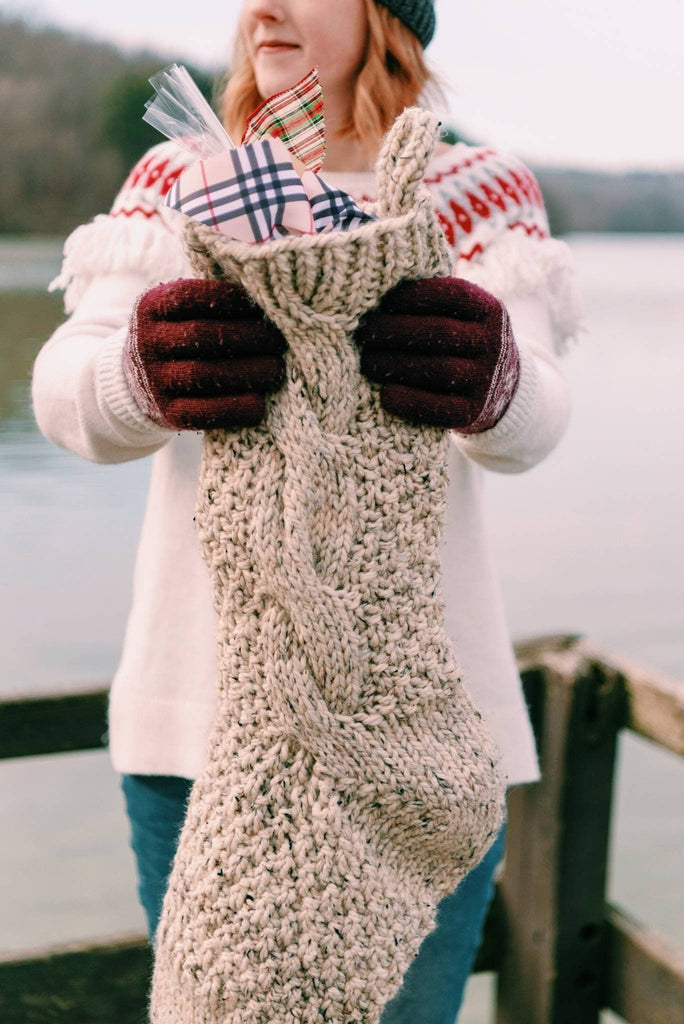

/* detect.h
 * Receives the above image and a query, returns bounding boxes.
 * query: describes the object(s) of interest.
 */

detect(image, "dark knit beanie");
[375,0,436,48]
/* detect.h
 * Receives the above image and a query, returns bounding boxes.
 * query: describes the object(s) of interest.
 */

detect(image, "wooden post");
[496,636,627,1024]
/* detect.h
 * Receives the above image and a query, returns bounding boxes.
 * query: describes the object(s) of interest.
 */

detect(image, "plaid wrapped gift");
[242,66,326,173]
[166,140,375,244]
[166,137,314,243]
[303,172,377,233]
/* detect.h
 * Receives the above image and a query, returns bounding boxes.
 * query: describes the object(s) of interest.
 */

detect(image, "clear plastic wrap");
[143,63,234,159]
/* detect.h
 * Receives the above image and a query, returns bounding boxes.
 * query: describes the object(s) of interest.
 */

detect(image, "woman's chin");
[254,56,308,102]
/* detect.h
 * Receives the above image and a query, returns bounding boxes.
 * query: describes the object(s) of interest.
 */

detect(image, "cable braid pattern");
[149,108,507,1024]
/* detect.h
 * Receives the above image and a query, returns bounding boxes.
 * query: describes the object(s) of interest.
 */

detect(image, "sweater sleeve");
[426,145,585,473]
[31,142,192,464]
[451,289,571,473]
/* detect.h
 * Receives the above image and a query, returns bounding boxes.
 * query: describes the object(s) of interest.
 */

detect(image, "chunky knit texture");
[376,0,436,47]
[148,108,507,1024]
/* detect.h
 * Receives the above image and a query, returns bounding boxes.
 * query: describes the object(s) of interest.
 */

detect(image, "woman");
[32,1,582,1020]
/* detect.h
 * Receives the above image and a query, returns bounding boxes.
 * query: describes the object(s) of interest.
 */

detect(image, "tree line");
[1,15,683,237]
[0,15,215,234]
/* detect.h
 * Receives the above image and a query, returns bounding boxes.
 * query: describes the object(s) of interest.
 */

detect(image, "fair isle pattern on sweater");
[51,136,582,353]
[109,141,548,265]
[148,109,507,1024]
[352,145,551,267]
[110,143,191,220]
[425,147,550,263]
[101,139,566,346]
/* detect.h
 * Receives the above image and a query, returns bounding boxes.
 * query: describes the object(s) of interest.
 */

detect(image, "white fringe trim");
[455,231,586,356]
[49,213,190,314]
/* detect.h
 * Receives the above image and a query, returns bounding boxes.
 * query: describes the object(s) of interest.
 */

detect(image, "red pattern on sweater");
[109,142,550,270]
[112,206,160,220]
[111,145,192,220]
[422,147,495,185]
[422,148,549,264]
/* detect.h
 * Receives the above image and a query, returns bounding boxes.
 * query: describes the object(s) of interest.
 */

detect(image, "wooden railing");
[1,634,682,1023]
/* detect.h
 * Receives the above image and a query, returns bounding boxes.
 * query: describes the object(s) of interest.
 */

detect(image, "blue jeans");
[121,773,506,1024]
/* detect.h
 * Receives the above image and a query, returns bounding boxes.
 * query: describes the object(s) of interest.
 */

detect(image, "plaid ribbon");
[242,67,326,173]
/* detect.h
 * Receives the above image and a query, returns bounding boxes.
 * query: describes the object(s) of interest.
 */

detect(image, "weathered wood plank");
[496,641,625,1024]
[604,904,684,1024]
[0,906,503,1024]
[2,636,681,760]
[513,633,583,662]
[0,687,108,760]
[495,662,565,1024]
[0,933,151,1023]
[583,642,684,757]
[515,634,684,757]
[1,633,682,1024]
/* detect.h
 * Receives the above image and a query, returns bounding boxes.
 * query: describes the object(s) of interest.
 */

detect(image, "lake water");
[1,234,683,1021]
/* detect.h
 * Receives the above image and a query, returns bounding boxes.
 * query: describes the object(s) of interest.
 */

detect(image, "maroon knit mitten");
[123,279,287,430]
[357,277,521,433]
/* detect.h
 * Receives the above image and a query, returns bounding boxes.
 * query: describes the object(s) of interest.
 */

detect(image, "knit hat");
[376,0,436,48]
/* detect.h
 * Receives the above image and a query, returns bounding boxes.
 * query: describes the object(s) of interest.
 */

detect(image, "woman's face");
[239,0,368,112]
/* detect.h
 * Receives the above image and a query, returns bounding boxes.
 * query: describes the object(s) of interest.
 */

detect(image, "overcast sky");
[8,0,684,170]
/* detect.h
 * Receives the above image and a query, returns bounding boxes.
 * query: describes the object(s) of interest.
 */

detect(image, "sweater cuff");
[95,327,176,445]
[452,340,539,457]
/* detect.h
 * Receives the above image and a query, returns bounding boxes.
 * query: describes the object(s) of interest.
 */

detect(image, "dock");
[1,634,683,1023]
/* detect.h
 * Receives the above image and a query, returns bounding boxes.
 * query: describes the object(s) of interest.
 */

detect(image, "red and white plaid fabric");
[242,67,326,173]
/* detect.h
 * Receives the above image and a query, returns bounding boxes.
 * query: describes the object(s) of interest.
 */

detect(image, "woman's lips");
[257,42,300,54]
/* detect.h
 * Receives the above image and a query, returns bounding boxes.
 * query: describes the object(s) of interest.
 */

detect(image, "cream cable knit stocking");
[149,109,507,1024]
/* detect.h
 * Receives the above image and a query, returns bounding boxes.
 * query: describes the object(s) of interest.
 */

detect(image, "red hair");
[220,0,439,156]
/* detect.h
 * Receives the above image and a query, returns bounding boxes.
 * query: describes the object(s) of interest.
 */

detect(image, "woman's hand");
[123,279,287,430]
[356,277,521,433]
